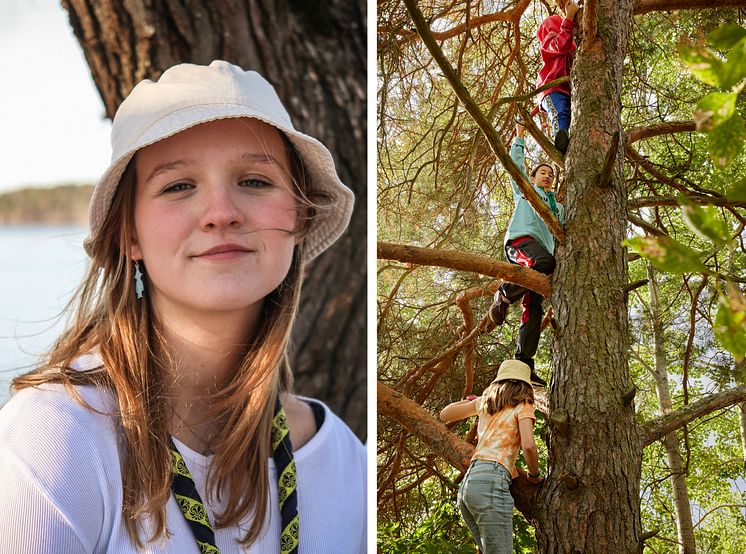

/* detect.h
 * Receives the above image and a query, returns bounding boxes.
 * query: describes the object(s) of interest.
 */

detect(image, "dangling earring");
[134,261,145,299]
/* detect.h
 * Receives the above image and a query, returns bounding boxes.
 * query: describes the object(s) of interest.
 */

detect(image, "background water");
[0,226,88,404]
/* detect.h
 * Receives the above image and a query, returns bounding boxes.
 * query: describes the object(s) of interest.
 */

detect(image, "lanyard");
[169,398,299,553]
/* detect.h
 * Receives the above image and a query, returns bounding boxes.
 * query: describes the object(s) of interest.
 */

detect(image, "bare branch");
[377,242,551,296]
[640,386,746,447]
[634,0,746,15]
[378,381,474,471]
[629,196,746,209]
[627,121,696,144]
[627,213,668,237]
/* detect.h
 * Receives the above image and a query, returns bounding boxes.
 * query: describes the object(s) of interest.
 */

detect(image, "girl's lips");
[193,243,254,260]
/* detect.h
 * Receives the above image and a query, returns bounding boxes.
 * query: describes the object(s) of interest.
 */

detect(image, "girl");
[489,123,564,387]
[536,0,579,154]
[0,61,366,553]
[440,359,543,554]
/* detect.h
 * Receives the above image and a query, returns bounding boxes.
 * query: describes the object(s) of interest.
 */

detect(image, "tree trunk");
[538,1,641,551]
[647,265,696,554]
[60,0,367,437]
[738,402,746,467]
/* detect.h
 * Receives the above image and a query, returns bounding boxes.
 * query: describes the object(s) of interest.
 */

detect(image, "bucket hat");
[493,359,532,386]
[84,60,354,263]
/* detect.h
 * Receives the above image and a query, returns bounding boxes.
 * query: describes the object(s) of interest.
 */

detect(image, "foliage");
[0,184,92,225]
[627,23,746,361]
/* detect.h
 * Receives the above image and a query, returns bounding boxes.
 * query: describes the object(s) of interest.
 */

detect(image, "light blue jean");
[457,460,514,554]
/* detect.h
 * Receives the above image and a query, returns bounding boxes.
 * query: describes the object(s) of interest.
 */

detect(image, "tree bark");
[647,265,696,554]
[539,0,642,551]
[60,0,367,437]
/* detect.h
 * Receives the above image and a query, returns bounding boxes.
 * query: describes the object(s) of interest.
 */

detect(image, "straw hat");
[493,359,532,386]
[84,60,354,263]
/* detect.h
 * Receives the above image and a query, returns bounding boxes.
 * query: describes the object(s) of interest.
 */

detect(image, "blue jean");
[542,91,571,135]
[457,460,514,554]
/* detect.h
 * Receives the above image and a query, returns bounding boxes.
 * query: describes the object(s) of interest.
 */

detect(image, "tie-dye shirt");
[472,399,536,478]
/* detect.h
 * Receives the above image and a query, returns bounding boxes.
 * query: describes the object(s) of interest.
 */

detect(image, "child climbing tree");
[378,1,746,552]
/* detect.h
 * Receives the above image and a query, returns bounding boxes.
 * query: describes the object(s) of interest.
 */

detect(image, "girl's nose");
[200,184,245,230]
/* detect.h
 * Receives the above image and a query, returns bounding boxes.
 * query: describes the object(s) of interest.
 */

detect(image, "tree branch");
[378,381,474,471]
[627,213,668,237]
[629,196,746,209]
[640,386,746,447]
[402,0,565,243]
[380,0,531,44]
[378,242,551,297]
[626,121,696,144]
[634,0,746,15]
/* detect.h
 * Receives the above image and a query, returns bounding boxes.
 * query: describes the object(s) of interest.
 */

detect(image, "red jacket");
[536,15,576,99]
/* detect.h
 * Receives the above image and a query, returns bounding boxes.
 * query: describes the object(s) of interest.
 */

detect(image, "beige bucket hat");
[493,359,532,386]
[84,60,354,263]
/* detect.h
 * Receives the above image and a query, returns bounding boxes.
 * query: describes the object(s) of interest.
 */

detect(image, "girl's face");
[532,165,554,192]
[131,118,299,324]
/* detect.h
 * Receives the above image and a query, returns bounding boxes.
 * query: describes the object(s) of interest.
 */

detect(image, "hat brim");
[85,103,354,264]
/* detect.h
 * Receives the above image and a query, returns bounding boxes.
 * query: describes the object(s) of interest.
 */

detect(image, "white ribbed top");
[0,359,366,553]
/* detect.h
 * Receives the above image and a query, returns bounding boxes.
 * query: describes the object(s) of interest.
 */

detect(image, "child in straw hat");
[440,359,543,554]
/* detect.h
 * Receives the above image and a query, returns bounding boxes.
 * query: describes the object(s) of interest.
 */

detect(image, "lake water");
[0,226,88,403]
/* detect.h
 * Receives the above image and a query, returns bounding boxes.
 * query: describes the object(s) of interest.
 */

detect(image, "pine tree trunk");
[536,1,642,550]
[738,402,746,467]
[60,0,367,437]
[647,265,696,554]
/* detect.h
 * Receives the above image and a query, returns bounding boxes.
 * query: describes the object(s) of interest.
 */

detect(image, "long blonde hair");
[13,134,323,546]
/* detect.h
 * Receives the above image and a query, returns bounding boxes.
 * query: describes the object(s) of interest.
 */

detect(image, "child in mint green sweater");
[489,123,564,387]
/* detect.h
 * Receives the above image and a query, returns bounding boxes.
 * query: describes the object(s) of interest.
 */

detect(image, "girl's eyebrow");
[145,153,283,184]
[145,159,195,184]
[239,152,282,166]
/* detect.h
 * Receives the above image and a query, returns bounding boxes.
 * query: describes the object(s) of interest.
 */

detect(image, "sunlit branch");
[377,241,551,296]
[634,0,746,15]
[627,121,696,144]
[640,386,746,447]
[629,196,746,209]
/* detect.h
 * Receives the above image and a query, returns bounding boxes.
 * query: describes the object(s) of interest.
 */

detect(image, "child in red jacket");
[536,0,579,154]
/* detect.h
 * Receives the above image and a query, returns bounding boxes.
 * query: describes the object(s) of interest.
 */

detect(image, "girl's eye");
[239,177,273,188]
[162,182,193,193]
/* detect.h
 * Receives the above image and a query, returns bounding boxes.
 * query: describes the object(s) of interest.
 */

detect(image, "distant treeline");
[0,184,93,225]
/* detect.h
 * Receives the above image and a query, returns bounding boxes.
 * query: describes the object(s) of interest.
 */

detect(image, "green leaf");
[680,202,731,244]
[624,236,707,274]
[720,36,746,90]
[708,24,746,50]
[707,114,746,167]
[714,293,746,362]
[727,178,746,200]
[695,92,737,132]
[678,43,723,86]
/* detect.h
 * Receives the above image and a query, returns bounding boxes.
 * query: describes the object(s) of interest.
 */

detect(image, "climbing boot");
[530,371,548,388]
[554,129,569,155]
[489,291,509,325]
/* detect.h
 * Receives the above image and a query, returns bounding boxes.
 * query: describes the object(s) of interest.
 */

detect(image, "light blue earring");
[134,261,145,299]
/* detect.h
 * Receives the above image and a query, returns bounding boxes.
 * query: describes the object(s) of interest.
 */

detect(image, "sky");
[0,0,111,192]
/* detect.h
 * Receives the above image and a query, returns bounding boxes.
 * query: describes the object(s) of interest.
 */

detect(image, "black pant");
[499,238,556,370]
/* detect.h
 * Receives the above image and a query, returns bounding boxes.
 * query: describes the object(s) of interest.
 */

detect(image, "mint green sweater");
[505,137,564,255]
